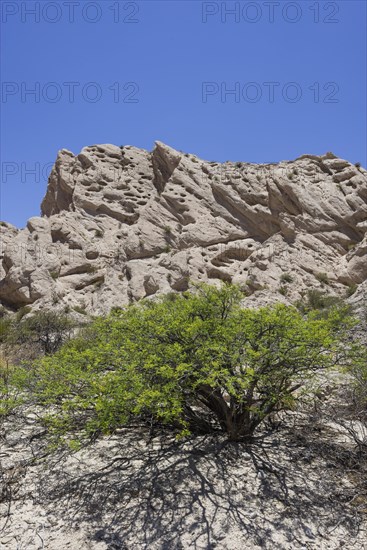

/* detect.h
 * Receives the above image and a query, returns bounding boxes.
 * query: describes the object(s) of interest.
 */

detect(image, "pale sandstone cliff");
[1,142,366,315]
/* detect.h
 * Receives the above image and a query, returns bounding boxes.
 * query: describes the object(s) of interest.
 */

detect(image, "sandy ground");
[1,407,367,550]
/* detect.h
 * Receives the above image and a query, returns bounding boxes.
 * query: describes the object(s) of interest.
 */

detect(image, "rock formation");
[1,142,366,316]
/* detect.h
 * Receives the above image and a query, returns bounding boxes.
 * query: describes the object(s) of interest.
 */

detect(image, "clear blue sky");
[1,0,366,227]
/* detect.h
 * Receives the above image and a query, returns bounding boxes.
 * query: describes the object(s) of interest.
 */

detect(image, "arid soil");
[1,382,366,550]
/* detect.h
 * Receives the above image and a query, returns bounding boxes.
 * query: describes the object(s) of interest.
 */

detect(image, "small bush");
[7,310,76,357]
[315,272,329,285]
[95,229,104,238]
[0,306,8,318]
[280,273,293,284]
[0,358,25,417]
[346,283,358,297]
[16,306,32,322]
[73,305,87,315]
[296,290,348,316]
[110,306,124,314]
[0,317,12,343]
[278,286,288,296]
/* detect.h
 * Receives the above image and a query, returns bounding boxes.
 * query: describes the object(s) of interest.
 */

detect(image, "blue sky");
[1,0,366,227]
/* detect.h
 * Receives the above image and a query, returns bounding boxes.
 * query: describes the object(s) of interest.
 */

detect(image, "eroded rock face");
[1,142,366,315]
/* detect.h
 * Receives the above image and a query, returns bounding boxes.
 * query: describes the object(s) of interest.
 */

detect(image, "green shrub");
[280,273,293,284]
[315,272,329,285]
[0,317,12,343]
[296,289,348,316]
[16,311,75,355]
[0,358,27,417]
[110,306,124,314]
[73,305,87,315]
[23,283,358,445]
[0,306,7,318]
[16,306,32,322]
[346,283,358,297]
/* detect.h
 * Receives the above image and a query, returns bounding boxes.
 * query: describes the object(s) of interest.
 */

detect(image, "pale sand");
[1,407,366,550]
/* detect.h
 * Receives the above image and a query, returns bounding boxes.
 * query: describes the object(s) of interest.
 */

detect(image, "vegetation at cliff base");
[3,283,361,445]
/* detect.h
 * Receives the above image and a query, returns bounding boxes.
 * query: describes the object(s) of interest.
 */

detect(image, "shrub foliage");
[4,310,77,360]
[20,284,358,442]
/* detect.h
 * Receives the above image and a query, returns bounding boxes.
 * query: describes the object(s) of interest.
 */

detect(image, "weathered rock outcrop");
[1,143,366,315]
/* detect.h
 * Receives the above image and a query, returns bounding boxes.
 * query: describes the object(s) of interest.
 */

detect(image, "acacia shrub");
[26,284,357,442]
[6,310,77,359]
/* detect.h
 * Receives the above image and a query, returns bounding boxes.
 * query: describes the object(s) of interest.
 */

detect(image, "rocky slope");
[1,142,366,315]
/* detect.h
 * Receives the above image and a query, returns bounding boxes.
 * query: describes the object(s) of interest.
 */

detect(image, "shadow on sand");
[32,424,364,549]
